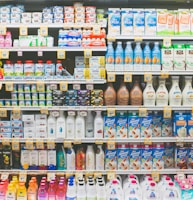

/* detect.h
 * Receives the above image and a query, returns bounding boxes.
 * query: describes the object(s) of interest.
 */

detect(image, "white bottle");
[87,182,97,200]
[95,145,104,170]
[66,114,75,139]
[96,183,106,200]
[66,146,75,170]
[47,112,56,138]
[75,111,85,138]
[143,182,159,200]
[86,145,95,170]
[182,76,193,106]
[162,182,180,200]
[124,180,142,200]
[156,77,169,106]
[77,182,86,200]
[56,111,66,138]
[169,76,182,106]
[85,111,94,138]
[143,80,156,106]
[94,111,104,138]
[66,181,77,200]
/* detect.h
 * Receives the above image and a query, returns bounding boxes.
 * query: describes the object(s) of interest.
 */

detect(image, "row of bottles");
[104,76,193,106]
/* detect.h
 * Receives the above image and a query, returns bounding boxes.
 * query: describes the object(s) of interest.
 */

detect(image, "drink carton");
[121,8,133,36]
[167,10,176,35]
[108,8,121,36]
[185,44,193,70]
[145,9,156,36]
[187,114,193,137]
[178,9,190,35]
[117,144,129,170]
[141,115,153,138]
[116,112,128,138]
[141,144,152,170]
[104,114,116,138]
[133,9,145,36]
[152,143,164,170]
[173,44,186,71]
[162,118,173,136]
[105,147,117,170]
[173,112,187,137]
[129,144,141,170]
[156,9,168,35]
[161,46,174,71]
[128,112,141,138]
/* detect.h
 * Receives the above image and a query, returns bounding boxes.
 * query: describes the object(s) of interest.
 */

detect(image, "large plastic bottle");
[86,145,95,170]
[66,181,76,200]
[182,76,193,106]
[124,41,133,71]
[134,42,143,71]
[117,79,129,105]
[85,111,94,138]
[152,42,161,71]
[48,181,56,200]
[156,77,168,106]
[56,111,66,139]
[162,182,180,200]
[66,113,75,139]
[56,144,66,170]
[66,146,75,170]
[86,182,97,200]
[77,181,86,200]
[143,182,159,200]
[17,182,27,200]
[107,180,123,200]
[115,41,124,71]
[75,111,85,138]
[56,182,66,200]
[130,78,143,105]
[143,42,152,71]
[143,80,156,106]
[47,112,56,138]
[94,111,104,138]
[96,145,105,170]
[6,184,16,200]
[104,83,116,106]
[27,180,37,200]
[76,145,86,170]
[96,182,106,200]
[106,42,115,71]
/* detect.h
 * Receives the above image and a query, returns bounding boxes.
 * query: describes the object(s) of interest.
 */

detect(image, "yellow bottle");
[17,182,27,200]
[31,177,38,191]
[6,184,16,200]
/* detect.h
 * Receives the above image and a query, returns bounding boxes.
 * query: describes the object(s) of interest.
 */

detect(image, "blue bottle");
[152,42,161,71]
[106,42,115,71]
[115,41,124,71]
[143,42,152,71]
[124,41,133,71]
[134,42,143,71]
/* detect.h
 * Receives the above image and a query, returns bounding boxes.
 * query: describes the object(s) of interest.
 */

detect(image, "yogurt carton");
[108,8,121,36]
[161,46,174,71]
[121,8,133,36]
[162,117,173,137]
[129,144,141,170]
[188,145,193,169]
[178,9,191,35]
[133,9,145,36]
[141,144,152,170]
[185,45,193,71]
[164,143,174,168]
[187,114,193,137]
[145,9,156,36]
[128,112,141,138]
[104,113,116,138]
[173,44,186,71]
[156,9,168,35]
[175,144,187,169]
[117,143,129,170]
[152,112,162,137]
[152,143,164,170]
[116,111,128,138]
[141,115,153,138]
[173,112,187,137]
[105,146,117,170]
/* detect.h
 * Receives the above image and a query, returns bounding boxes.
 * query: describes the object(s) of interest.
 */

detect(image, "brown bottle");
[117,81,129,105]
[130,79,143,105]
[104,83,116,105]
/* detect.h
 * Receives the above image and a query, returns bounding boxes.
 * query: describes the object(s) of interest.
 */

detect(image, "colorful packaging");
[178,9,191,35]
[152,112,162,137]
[187,114,193,137]
[141,115,153,138]
[141,144,152,170]
[133,9,145,36]
[167,11,176,35]
[117,143,129,170]
[128,112,140,138]
[152,143,164,170]
[185,45,193,71]
[104,114,116,138]
[145,9,156,36]
[173,112,187,137]
[105,147,117,170]
[121,8,133,36]
[108,8,121,36]
[116,111,128,138]
[161,46,174,71]
[156,9,168,35]
[164,143,174,168]
[162,117,173,137]
[173,44,186,70]
[175,144,187,169]
[129,144,141,170]
[188,145,193,169]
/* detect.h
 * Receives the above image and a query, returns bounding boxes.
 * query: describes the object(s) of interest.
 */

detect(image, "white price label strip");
[20,26,28,36]
[19,173,27,182]
[47,173,55,182]
[1,173,9,180]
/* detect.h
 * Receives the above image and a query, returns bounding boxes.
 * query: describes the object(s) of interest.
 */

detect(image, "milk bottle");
[182,76,193,106]
[143,80,156,106]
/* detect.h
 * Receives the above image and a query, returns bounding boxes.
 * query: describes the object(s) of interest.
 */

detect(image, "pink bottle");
[0,35,4,47]
[38,183,48,200]
[4,32,12,47]
[56,182,66,200]
[48,181,56,200]
[0,182,6,200]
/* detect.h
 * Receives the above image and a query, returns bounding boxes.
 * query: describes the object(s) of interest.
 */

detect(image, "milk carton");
[116,111,128,138]
[185,45,193,70]
[152,143,164,170]
[121,8,133,36]
[173,44,186,71]
[162,117,173,136]
[133,9,144,36]
[128,112,141,138]
[105,146,117,170]
[178,9,191,35]
[164,143,174,168]
[152,112,162,137]
[167,10,176,35]
[141,115,153,138]
[104,113,116,138]
[173,112,187,137]
[141,144,152,170]
[145,9,156,36]
[175,144,187,169]
[156,9,168,35]
[108,8,121,36]
[161,46,174,71]
[188,145,193,169]
[117,143,129,170]
[190,9,193,34]
[129,144,141,170]
[187,114,193,137]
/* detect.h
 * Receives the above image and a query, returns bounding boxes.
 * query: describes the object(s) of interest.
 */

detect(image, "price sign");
[0,26,6,35]
[36,140,44,149]
[19,173,27,182]
[17,51,23,57]
[68,111,76,116]
[134,37,143,42]
[38,51,43,57]
[144,138,152,145]
[0,83,2,90]
[160,71,169,79]
[163,106,172,118]
[107,73,116,82]
[5,82,13,91]
[19,26,28,36]
[107,37,116,42]
[37,82,45,92]
[144,73,152,82]
[63,141,72,148]
[47,140,55,149]
[86,84,94,90]
[25,140,34,150]
[139,107,147,117]
[1,50,9,59]
[152,171,160,182]
[1,173,9,180]
[107,108,116,117]
[94,172,102,179]
[124,73,132,82]
[107,141,116,150]
[73,84,81,90]
[75,173,83,182]
[51,110,60,117]
[99,68,106,79]
[40,26,48,36]
[107,172,116,180]
[85,172,94,177]
[84,68,90,79]
[40,107,49,115]
[163,38,171,48]
[12,108,21,119]
[57,50,66,59]
[47,173,55,182]
[2,138,10,146]
[0,108,7,118]
[66,173,74,178]
[176,137,185,143]
[93,25,101,35]
[177,173,185,180]
[84,49,92,58]
[95,139,103,145]
[60,82,68,91]
[50,84,57,91]
[12,140,20,151]
[74,139,82,144]
[80,111,87,117]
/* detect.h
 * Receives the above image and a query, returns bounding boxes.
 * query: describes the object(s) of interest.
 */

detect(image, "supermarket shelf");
[0,79,106,84]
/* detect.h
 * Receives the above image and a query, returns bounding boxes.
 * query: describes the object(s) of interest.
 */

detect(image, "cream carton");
[161,46,174,71]
[116,111,128,138]
[178,9,191,35]
[173,44,186,71]
[173,112,187,137]
[117,144,129,170]
[145,9,156,36]
[121,8,133,36]
[141,144,152,170]
[133,9,144,36]
[128,112,141,138]
[104,113,116,138]
[153,143,164,170]
[187,114,193,137]
[141,115,153,138]
[156,9,168,35]
[129,144,141,170]
[108,8,121,36]
[167,10,176,35]
[185,44,193,70]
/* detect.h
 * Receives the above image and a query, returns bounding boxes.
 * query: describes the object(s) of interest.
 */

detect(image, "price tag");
[124,73,132,82]
[107,73,116,82]
[63,141,72,148]
[176,137,185,143]
[160,71,169,79]
[68,111,76,116]
[25,140,34,150]
[177,173,185,180]
[12,108,21,119]
[94,172,102,179]
[66,173,74,178]
[84,68,90,79]
[37,82,45,92]
[93,25,101,35]
[107,108,116,117]
[1,50,9,59]
[0,83,2,90]
[2,138,10,146]
[40,26,48,36]
[163,38,171,48]
[12,140,20,151]
[38,51,43,57]
[17,51,23,57]
[19,26,28,36]
[19,173,27,182]
[107,37,116,42]
[0,108,7,118]
[74,139,82,144]
[75,173,83,182]
[99,68,106,79]
[107,172,116,180]
[1,173,9,180]
[144,138,152,145]
[86,84,94,90]
[151,171,160,182]
[47,173,55,182]
[139,107,147,117]
[163,106,172,118]
[84,49,92,58]
[57,50,66,59]
[36,140,44,149]
[47,140,55,149]
[40,107,49,115]
[107,141,116,150]
[0,26,6,35]
[73,84,81,90]
[95,139,103,145]
[80,111,87,117]
[50,84,57,91]
[144,73,152,82]
[5,82,13,91]
[51,110,60,117]
[134,37,143,42]
[60,82,68,91]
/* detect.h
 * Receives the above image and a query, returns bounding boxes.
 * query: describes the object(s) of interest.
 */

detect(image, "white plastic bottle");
[143,80,156,106]
[156,77,169,106]
[56,111,66,138]
[75,111,85,138]
[95,145,104,170]
[77,182,86,200]
[66,181,77,200]
[96,182,106,200]
[182,76,193,106]
[66,113,75,139]
[162,182,180,200]
[143,182,159,200]
[94,111,104,138]
[85,111,94,138]
[47,112,56,138]
[169,76,182,106]
[66,146,75,170]
[86,145,95,170]
[87,182,97,200]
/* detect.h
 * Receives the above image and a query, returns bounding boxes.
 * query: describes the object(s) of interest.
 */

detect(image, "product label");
[141,116,153,138]
[152,147,164,170]
[174,114,187,137]
[187,114,193,137]
[105,149,117,170]
[104,116,116,138]
[162,118,172,136]
[175,147,188,169]
[152,114,162,137]
[116,115,128,138]
[141,146,152,170]
[164,145,174,168]
[117,147,129,170]
[128,115,141,138]
[129,147,141,170]
[121,9,133,35]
